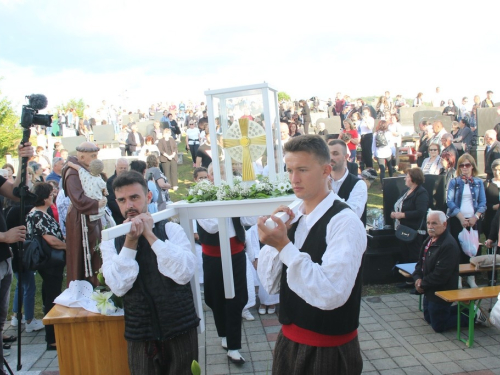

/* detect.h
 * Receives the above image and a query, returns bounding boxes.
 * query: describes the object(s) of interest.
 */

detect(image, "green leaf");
[191,360,201,375]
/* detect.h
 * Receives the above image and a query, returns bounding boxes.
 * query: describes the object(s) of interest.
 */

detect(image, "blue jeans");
[423,296,469,333]
[0,259,12,375]
[12,270,36,321]
[349,149,357,163]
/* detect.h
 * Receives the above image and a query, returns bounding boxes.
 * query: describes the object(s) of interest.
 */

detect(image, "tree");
[57,98,86,118]
[0,86,22,161]
[278,91,291,102]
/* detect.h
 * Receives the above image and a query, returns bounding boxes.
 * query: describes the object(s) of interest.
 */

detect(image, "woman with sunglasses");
[420,144,443,175]
[446,154,486,289]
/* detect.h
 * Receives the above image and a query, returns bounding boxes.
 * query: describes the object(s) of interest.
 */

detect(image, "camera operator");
[0,142,34,374]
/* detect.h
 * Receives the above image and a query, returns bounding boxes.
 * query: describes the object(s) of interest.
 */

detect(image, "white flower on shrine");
[222,118,267,181]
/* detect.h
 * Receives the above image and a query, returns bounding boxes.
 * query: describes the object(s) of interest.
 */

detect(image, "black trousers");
[38,265,64,345]
[127,328,198,375]
[202,250,248,350]
[360,134,373,169]
[272,331,363,375]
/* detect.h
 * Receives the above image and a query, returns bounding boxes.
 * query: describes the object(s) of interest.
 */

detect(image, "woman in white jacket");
[372,120,394,186]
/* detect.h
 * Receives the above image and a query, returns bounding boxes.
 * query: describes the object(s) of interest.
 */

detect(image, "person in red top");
[47,180,60,224]
[342,119,360,162]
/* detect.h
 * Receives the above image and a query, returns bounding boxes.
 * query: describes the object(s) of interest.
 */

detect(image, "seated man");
[412,210,489,332]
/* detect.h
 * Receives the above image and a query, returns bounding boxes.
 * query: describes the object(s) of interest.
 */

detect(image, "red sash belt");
[201,237,245,257]
[282,323,357,347]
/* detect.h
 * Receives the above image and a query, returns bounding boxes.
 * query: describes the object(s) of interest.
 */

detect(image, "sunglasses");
[459,163,472,168]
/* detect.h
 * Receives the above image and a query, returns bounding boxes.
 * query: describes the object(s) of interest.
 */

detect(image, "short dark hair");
[194,167,208,180]
[405,167,425,186]
[146,154,159,168]
[130,160,147,175]
[284,135,330,165]
[198,118,208,126]
[327,139,348,155]
[112,171,148,194]
[32,182,53,207]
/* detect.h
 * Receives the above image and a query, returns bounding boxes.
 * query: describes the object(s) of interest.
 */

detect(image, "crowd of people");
[0,88,499,374]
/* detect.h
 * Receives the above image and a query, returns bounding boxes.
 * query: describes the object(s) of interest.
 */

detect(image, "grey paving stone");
[394,327,420,336]
[442,349,472,361]
[359,332,373,341]
[363,323,384,332]
[424,332,448,343]
[371,357,399,371]
[383,313,402,322]
[405,335,429,345]
[385,346,411,358]
[479,356,500,369]
[428,340,460,351]
[250,351,272,362]
[402,365,432,374]
[230,363,253,373]
[432,361,463,374]
[245,327,265,336]
[362,360,376,372]
[377,338,401,348]
[380,369,406,375]
[455,358,488,372]
[364,348,389,360]
[206,354,229,365]
[252,360,272,372]
[360,340,381,350]
[371,330,393,339]
[245,334,267,343]
[205,363,230,374]
[391,307,412,314]
[388,320,411,329]
[263,325,281,334]
[248,342,271,352]
[422,351,450,364]
[360,316,379,325]
[392,355,421,368]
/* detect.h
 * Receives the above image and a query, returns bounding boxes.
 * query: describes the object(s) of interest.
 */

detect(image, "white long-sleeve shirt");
[197,216,258,238]
[330,168,367,219]
[257,192,366,311]
[101,221,196,297]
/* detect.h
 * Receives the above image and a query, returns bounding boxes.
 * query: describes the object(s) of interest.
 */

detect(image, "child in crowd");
[67,159,108,221]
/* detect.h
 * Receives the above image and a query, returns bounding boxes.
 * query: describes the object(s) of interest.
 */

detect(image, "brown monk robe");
[62,143,104,287]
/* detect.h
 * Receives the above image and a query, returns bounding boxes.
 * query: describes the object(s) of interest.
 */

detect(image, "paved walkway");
[4,292,500,374]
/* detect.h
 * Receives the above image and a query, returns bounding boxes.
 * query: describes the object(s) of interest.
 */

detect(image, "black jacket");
[106,173,124,225]
[126,132,144,153]
[413,231,460,304]
[484,141,500,178]
[399,185,429,231]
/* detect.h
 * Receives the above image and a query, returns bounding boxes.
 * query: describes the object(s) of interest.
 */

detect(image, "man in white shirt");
[328,139,367,223]
[429,121,447,145]
[257,135,367,375]
[100,171,199,375]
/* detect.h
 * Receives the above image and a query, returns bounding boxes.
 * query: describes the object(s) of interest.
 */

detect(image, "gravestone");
[314,117,341,135]
[477,108,500,136]
[400,106,444,127]
[61,136,87,156]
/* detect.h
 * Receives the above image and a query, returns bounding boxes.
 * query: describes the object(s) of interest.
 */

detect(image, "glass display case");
[204,83,283,185]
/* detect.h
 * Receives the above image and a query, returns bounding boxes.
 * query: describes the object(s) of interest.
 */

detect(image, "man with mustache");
[412,210,489,332]
[100,171,199,374]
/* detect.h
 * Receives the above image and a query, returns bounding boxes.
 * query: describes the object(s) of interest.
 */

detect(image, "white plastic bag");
[458,228,479,257]
[490,292,500,330]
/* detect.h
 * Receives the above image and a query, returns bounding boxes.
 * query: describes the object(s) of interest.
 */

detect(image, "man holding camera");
[0,143,34,374]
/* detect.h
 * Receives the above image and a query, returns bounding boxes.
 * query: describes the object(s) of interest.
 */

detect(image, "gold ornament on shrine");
[222,118,267,181]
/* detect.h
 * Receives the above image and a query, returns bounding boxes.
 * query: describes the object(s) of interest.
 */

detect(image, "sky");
[0,0,498,114]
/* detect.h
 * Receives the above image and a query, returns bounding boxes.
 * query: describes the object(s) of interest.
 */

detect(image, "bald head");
[115,158,129,176]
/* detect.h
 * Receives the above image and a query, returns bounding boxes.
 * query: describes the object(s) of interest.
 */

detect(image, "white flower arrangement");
[187,174,293,203]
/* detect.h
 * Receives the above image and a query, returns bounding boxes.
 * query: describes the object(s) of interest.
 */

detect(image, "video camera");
[20,94,52,128]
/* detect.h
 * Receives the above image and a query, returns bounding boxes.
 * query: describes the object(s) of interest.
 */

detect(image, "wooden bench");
[435,286,500,347]
[397,263,500,311]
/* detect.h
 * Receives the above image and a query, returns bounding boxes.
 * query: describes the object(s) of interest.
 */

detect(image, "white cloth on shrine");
[54,280,124,316]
